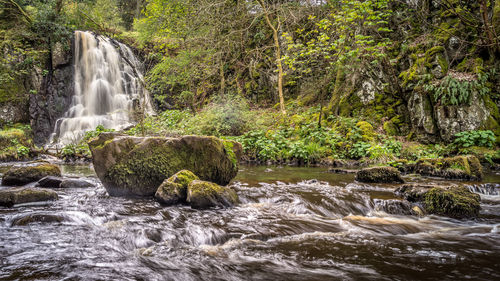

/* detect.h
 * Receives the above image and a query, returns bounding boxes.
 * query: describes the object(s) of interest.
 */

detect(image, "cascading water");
[50,31,153,145]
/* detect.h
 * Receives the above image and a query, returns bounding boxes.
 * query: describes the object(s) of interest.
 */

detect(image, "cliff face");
[29,40,74,145]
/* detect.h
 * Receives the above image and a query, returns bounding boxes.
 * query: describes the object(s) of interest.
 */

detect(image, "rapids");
[0,165,499,280]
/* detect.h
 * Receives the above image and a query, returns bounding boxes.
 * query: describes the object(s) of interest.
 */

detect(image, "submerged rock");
[155,170,199,205]
[0,187,58,207]
[37,176,64,188]
[88,133,241,197]
[407,155,483,181]
[11,213,65,226]
[187,180,238,209]
[59,179,94,189]
[355,167,404,183]
[395,184,480,219]
[2,162,62,186]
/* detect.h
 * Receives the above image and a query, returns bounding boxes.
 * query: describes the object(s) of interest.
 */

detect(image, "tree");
[284,0,393,115]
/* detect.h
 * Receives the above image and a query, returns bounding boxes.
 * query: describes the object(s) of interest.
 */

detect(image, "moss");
[2,163,62,186]
[91,135,238,196]
[383,120,399,136]
[414,155,483,180]
[187,180,238,209]
[355,166,404,183]
[222,140,237,169]
[424,186,480,218]
[356,121,375,142]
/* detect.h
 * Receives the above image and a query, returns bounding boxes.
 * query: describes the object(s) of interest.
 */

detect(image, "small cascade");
[50,31,153,145]
[467,183,500,196]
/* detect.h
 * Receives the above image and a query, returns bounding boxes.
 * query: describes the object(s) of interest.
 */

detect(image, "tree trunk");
[257,0,286,115]
[327,66,343,115]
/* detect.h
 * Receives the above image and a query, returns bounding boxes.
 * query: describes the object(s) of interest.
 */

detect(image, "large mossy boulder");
[395,184,480,219]
[411,155,483,180]
[0,187,58,207]
[355,166,404,184]
[88,133,242,197]
[2,162,61,186]
[187,180,238,209]
[155,170,199,205]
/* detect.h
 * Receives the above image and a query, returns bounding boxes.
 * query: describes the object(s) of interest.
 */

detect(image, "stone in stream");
[88,133,242,197]
[0,187,58,207]
[2,162,61,186]
[11,213,65,226]
[401,155,483,181]
[395,184,480,219]
[37,176,64,188]
[60,179,95,189]
[355,166,404,184]
[155,170,199,205]
[187,180,239,209]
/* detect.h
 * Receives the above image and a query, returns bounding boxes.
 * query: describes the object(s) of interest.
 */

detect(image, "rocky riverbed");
[0,163,499,280]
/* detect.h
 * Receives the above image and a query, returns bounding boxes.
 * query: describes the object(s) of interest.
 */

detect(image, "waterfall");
[50,31,153,145]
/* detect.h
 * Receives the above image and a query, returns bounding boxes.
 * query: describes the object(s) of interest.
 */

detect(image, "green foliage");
[348,141,371,159]
[425,71,492,106]
[453,130,496,149]
[60,125,114,159]
[0,123,34,160]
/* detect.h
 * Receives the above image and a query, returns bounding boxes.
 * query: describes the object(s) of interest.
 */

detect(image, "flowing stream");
[0,165,499,280]
[50,31,153,145]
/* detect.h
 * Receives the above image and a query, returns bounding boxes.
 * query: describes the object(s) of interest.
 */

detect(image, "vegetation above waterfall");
[0,0,499,165]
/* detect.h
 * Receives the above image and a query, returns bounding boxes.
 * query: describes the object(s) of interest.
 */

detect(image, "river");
[1,164,499,280]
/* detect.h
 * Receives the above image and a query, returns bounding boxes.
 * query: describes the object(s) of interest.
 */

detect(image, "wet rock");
[0,187,58,207]
[11,213,65,226]
[407,155,483,180]
[374,199,415,215]
[2,162,62,186]
[355,167,404,183]
[59,179,94,189]
[396,184,480,218]
[37,176,64,188]
[328,168,358,174]
[187,180,238,209]
[155,170,199,205]
[88,133,241,197]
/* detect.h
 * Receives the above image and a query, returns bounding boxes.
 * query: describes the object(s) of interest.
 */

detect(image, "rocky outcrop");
[355,167,404,183]
[89,133,242,197]
[0,187,58,207]
[395,184,480,218]
[2,162,62,186]
[30,39,74,145]
[187,180,239,209]
[0,102,29,125]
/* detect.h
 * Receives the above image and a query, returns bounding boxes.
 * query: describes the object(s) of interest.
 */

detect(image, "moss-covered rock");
[2,162,62,186]
[11,213,65,226]
[395,184,480,218]
[155,170,199,205]
[411,155,483,180]
[89,133,242,197]
[186,180,238,209]
[0,187,58,207]
[356,166,404,183]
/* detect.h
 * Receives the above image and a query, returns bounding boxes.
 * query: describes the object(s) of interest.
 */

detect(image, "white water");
[50,31,153,145]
